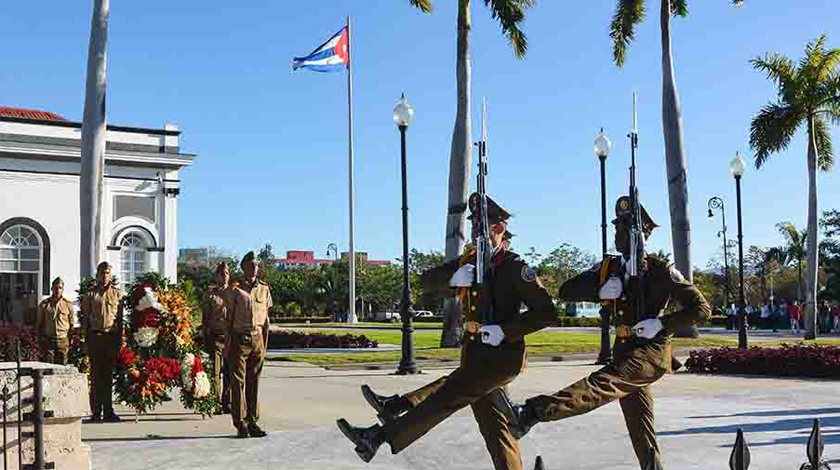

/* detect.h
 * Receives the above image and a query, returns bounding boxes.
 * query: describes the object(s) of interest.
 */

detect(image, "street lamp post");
[707,197,731,322]
[730,152,748,349]
[394,94,419,375]
[594,129,612,365]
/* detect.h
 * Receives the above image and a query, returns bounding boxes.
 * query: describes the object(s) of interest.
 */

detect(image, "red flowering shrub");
[267,331,379,349]
[0,323,40,361]
[685,344,840,378]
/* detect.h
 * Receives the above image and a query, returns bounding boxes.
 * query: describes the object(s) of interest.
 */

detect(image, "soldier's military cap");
[613,196,658,234]
[240,251,257,268]
[52,276,64,286]
[467,192,511,225]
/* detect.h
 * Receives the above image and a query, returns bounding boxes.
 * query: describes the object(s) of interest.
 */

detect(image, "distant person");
[81,262,124,422]
[832,303,840,334]
[760,303,772,330]
[227,251,271,438]
[819,301,830,333]
[727,303,737,330]
[35,277,74,364]
[790,301,801,334]
[202,262,232,415]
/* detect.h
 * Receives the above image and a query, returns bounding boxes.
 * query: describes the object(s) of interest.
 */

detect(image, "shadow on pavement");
[84,435,235,443]
[690,407,840,420]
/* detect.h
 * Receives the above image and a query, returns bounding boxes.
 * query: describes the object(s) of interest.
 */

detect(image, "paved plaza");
[82,351,840,470]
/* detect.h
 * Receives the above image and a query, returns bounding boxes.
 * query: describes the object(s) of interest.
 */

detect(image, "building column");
[161,176,180,281]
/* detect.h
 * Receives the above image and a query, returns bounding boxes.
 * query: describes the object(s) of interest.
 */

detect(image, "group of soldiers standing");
[32,253,272,437]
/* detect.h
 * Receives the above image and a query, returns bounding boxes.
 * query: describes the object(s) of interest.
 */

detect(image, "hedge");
[267,330,378,349]
[685,344,840,378]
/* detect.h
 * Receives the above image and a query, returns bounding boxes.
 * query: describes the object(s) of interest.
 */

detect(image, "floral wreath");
[70,273,217,417]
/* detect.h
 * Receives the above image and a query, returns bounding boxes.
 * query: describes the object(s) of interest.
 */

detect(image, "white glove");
[449,264,475,287]
[479,325,505,346]
[599,277,623,300]
[632,318,664,339]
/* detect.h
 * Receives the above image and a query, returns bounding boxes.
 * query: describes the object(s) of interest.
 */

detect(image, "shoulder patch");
[669,266,689,284]
[521,266,537,283]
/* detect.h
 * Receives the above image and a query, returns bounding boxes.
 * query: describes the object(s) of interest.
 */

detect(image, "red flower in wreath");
[144,357,182,383]
[191,355,204,380]
[118,347,137,368]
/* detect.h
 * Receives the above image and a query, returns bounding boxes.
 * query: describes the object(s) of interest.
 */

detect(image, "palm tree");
[80,0,109,279]
[776,223,807,303]
[406,0,533,347]
[750,36,840,340]
[609,0,744,283]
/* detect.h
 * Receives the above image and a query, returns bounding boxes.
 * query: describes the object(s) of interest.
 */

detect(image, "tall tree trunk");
[80,0,109,280]
[440,0,472,348]
[804,116,819,340]
[660,0,695,338]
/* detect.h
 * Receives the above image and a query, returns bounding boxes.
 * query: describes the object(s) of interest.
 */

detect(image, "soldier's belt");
[615,326,634,338]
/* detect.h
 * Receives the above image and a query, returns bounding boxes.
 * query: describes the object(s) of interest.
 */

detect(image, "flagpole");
[346,15,358,325]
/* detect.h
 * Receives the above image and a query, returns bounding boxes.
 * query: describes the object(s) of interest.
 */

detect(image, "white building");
[0,106,195,322]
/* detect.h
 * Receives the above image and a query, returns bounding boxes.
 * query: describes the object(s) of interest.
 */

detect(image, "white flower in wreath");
[134,327,159,347]
[136,287,164,312]
[193,371,211,399]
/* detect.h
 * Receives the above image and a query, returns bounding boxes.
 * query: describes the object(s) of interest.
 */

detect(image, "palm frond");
[731,0,745,6]
[749,102,803,168]
[750,53,796,89]
[813,115,835,171]
[408,0,433,13]
[815,48,840,82]
[483,0,535,59]
[610,0,646,67]
[671,0,688,17]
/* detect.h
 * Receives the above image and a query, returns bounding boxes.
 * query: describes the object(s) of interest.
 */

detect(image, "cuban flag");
[292,27,349,73]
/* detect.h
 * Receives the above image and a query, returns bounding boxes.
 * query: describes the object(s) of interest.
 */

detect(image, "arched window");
[0,225,41,273]
[120,233,147,289]
[0,225,43,323]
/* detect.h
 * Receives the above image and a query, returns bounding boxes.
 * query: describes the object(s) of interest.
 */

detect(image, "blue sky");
[2,1,838,268]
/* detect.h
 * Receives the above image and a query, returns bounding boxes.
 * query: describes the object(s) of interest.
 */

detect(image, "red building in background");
[274,250,390,270]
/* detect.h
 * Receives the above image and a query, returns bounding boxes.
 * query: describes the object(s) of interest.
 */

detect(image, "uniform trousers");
[87,331,119,416]
[526,337,673,469]
[383,337,525,470]
[228,330,265,430]
[38,336,69,365]
[205,333,230,408]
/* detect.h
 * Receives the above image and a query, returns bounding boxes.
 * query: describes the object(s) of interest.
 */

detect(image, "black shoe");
[236,428,250,439]
[222,404,231,414]
[488,389,538,440]
[361,385,409,425]
[247,424,267,438]
[336,419,383,463]
[103,412,121,423]
[86,413,102,423]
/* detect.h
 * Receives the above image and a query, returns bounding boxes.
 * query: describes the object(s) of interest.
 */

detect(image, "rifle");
[628,92,646,325]
[474,98,498,324]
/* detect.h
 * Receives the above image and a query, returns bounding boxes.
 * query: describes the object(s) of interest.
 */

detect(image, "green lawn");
[269,330,742,367]
[275,322,443,329]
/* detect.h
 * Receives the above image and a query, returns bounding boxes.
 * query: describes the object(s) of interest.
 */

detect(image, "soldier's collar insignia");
[522,266,537,283]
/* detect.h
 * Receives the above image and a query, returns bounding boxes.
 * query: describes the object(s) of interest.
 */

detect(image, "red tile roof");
[0,106,66,121]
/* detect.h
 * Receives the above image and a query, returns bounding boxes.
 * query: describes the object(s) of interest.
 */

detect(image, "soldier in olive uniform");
[35,277,74,365]
[496,196,711,469]
[202,262,232,414]
[227,251,271,438]
[337,194,556,469]
[81,262,125,422]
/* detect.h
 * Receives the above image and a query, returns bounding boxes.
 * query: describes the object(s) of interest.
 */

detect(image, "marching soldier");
[495,196,711,469]
[337,193,556,470]
[35,277,74,365]
[81,262,125,422]
[227,251,271,438]
[202,262,232,415]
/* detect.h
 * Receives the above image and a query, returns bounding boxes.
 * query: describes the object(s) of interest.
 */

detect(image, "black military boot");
[360,385,411,424]
[336,419,385,463]
[489,389,539,440]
